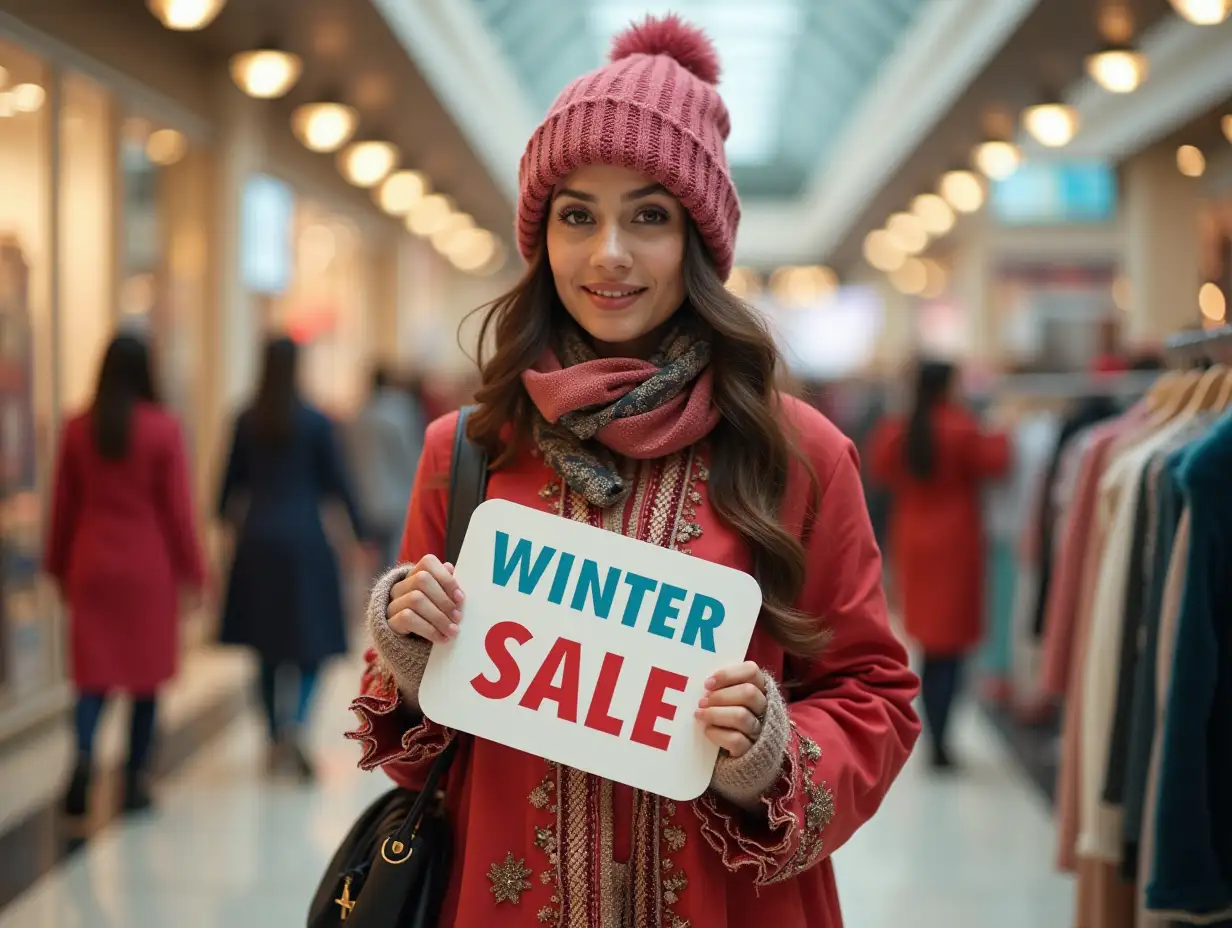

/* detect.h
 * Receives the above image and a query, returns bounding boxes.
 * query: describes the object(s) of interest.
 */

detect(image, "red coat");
[44,404,205,692]
[349,398,920,927]
[869,404,1010,655]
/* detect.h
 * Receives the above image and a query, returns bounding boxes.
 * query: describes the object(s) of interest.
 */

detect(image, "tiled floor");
[0,657,1074,927]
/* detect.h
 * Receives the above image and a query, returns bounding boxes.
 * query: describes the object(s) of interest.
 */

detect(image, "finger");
[418,559,463,605]
[409,569,464,618]
[694,706,761,739]
[701,725,753,758]
[705,661,763,692]
[391,572,417,601]
[388,594,457,640]
[403,614,451,646]
[698,682,768,717]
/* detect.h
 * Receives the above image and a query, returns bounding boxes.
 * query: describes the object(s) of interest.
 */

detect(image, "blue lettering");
[620,573,658,627]
[569,560,622,619]
[681,593,725,653]
[492,532,557,594]
[648,584,688,641]
[547,552,576,605]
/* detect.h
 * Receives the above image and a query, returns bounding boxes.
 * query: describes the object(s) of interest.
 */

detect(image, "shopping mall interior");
[1,0,1231,926]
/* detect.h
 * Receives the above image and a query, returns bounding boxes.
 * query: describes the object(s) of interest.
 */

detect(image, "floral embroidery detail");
[673,453,708,555]
[660,797,691,927]
[768,733,835,883]
[489,852,533,905]
[663,825,687,852]
[529,773,556,810]
[537,907,556,923]
[533,825,558,856]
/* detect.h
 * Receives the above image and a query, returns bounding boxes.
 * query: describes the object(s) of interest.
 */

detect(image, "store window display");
[0,40,57,714]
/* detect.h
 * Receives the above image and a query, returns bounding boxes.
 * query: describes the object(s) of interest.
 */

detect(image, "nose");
[590,219,633,273]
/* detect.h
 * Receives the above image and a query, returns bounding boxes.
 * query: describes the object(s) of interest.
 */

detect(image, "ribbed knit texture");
[517,17,740,279]
[367,565,431,709]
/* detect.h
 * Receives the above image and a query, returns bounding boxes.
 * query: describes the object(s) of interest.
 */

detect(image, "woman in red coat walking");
[346,16,920,926]
[44,334,206,816]
[870,360,1009,769]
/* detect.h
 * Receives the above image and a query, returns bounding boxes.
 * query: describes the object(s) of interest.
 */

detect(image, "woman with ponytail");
[349,16,920,925]
[871,360,1010,770]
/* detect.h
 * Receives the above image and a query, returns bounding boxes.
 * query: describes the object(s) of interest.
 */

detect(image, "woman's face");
[546,164,687,358]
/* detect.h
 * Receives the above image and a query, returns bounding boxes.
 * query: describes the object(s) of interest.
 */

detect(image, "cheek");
[647,239,686,302]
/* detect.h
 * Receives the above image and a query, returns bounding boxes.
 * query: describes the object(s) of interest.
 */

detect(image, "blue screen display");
[991,161,1117,225]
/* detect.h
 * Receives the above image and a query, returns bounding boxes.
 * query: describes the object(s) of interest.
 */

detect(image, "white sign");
[418,499,762,801]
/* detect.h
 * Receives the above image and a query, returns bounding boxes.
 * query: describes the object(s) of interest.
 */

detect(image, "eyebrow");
[554,183,671,203]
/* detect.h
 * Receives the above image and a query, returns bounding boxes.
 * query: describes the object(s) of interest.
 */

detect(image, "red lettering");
[583,652,626,737]
[469,621,533,700]
[630,666,688,751]
[518,637,582,722]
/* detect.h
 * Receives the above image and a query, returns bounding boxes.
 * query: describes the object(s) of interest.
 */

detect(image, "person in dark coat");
[217,337,368,778]
[869,360,1010,770]
[45,333,207,816]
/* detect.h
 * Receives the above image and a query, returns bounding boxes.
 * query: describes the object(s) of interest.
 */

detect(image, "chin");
[575,312,655,348]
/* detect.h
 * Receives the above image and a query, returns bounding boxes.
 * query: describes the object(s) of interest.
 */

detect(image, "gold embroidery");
[659,796,691,927]
[537,907,557,923]
[765,732,836,885]
[529,774,556,810]
[488,852,533,904]
[663,825,687,852]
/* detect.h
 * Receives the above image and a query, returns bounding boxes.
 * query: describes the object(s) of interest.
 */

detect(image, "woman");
[218,337,367,779]
[45,334,206,816]
[348,17,919,926]
[870,360,1009,770]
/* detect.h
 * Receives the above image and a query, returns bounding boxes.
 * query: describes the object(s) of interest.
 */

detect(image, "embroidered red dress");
[348,397,920,926]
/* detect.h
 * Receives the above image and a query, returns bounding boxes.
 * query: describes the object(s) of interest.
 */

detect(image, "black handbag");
[308,407,488,928]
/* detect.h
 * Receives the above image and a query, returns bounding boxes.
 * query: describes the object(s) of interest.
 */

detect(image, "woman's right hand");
[386,555,465,645]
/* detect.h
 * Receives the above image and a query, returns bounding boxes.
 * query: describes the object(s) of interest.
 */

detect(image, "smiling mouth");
[581,285,648,298]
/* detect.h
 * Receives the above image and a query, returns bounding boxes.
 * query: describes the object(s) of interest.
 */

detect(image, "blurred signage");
[991,161,1116,226]
[240,173,294,295]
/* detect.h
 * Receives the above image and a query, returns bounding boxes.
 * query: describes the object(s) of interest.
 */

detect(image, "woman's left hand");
[695,661,769,759]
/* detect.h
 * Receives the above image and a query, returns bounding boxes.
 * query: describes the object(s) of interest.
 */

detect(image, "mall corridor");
[0,658,1072,928]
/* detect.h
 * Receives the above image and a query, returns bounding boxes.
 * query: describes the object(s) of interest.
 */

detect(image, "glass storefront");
[0,36,214,735]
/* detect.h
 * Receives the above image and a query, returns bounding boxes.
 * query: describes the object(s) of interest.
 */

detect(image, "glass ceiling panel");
[589,0,804,166]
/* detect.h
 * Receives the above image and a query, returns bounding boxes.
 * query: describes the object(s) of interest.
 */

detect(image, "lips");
[580,283,648,312]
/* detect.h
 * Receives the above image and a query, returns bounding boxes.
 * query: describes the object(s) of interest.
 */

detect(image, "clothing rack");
[1164,325,1232,366]
[971,371,1161,400]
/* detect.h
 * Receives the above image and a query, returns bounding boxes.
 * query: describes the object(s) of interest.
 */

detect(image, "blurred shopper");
[218,337,368,779]
[871,360,1010,770]
[349,366,425,568]
[347,16,919,926]
[45,334,206,817]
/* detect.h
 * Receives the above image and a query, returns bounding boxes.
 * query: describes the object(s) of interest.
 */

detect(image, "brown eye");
[557,206,593,227]
[634,206,671,225]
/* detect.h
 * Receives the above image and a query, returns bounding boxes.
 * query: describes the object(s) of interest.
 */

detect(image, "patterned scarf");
[521,326,721,508]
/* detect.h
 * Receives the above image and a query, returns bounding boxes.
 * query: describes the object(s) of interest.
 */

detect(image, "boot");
[123,770,153,813]
[62,759,91,817]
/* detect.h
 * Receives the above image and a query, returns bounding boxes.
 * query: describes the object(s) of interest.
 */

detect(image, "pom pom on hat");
[610,14,721,86]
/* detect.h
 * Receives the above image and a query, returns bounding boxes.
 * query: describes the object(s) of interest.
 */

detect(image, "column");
[1122,143,1203,348]
[951,211,996,369]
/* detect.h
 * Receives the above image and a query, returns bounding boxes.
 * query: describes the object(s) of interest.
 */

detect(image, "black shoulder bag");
[308,407,488,928]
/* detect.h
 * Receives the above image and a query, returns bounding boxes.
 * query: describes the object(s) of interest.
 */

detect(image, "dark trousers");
[74,692,158,776]
[258,659,321,740]
[920,656,963,755]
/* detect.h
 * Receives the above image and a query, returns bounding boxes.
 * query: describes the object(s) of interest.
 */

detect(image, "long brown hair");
[469,225,825,657]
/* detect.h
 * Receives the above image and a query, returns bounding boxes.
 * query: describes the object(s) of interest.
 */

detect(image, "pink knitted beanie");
[516,15,740,280]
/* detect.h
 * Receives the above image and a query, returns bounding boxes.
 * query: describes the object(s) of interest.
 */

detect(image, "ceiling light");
[0,94,13,119]
[229,44,302,99]
[1199,282,1226,321]
[726,267,762,300]
[1177,144,1206,177]
[886,212,928,255]
[407,194,454,237]
[146,0,226,31]
[1097,5,1136,44]
[1086,46,1148,93]
[1222,114,1232,144]
[291,101,358,153]
[11,83,45,113]
[377,170,429,215]
[972,140,1021,180]
[1023,102,1079,148]
[1169,0,1231,25]
[449,229,497,273]
[863,230,906,272]
[939,170,985,214]
[769,266,837,307]
[911,194,956,236]
[146,128,187,166]
[889,258,928,296]
[338,140,398,188]
[431,213,476,256]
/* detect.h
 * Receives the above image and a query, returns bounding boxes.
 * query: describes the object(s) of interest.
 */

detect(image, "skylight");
[588,0,803,166]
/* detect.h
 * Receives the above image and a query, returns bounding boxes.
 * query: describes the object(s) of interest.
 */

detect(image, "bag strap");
[392,407,487,832]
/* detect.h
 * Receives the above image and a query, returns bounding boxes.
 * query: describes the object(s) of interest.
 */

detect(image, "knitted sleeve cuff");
[709,675,791,810]
[367,564,432,710]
